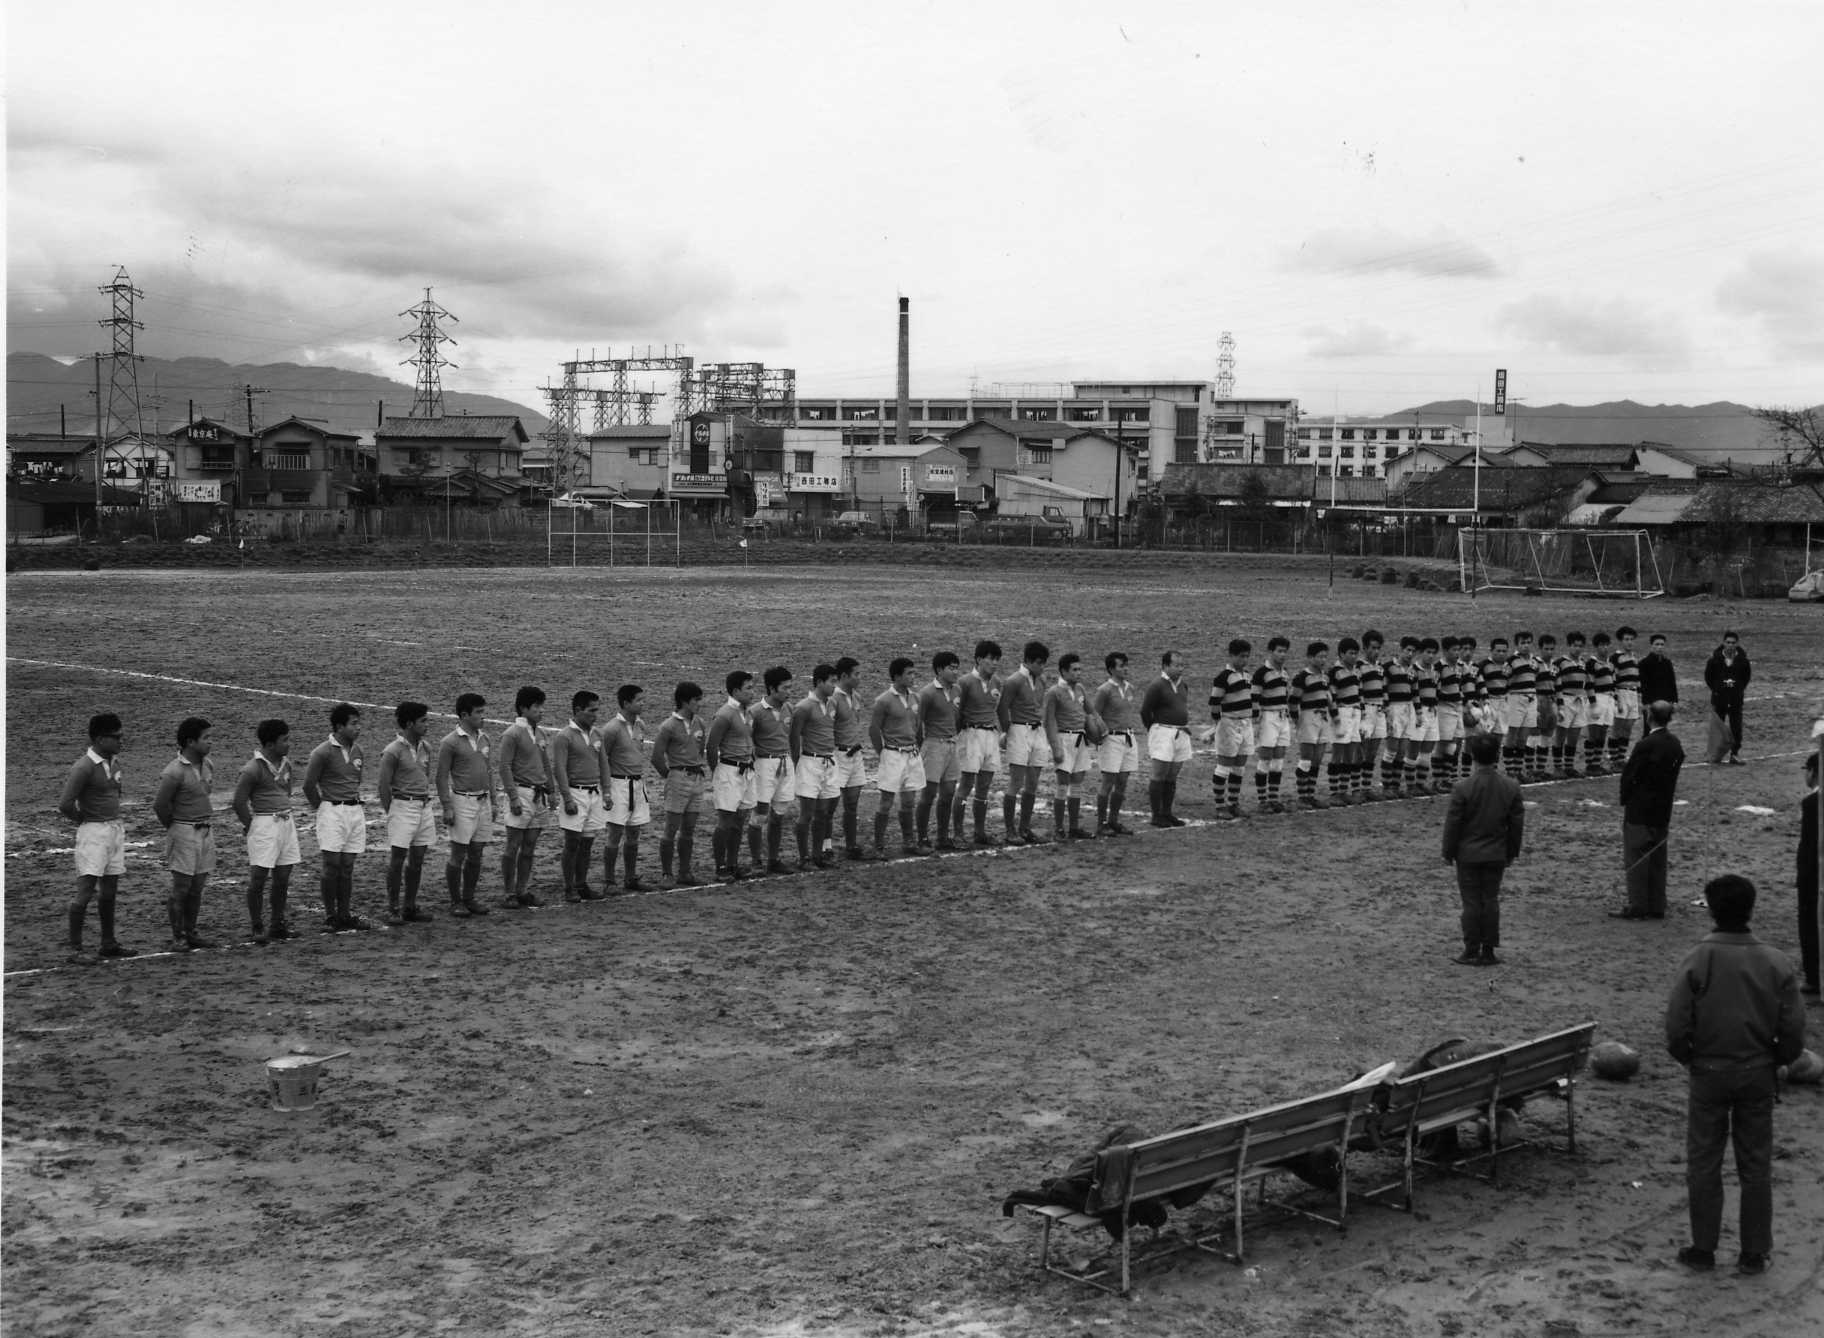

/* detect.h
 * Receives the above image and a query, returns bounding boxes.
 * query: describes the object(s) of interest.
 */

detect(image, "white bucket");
[265,1051,347,1110]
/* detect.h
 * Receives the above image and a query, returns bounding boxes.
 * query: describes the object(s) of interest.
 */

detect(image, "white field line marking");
[4,657,512,726]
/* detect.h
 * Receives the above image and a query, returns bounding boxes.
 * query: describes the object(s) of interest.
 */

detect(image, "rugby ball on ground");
[1783,1049,1824,1084]
[1590,1041,1641,1080]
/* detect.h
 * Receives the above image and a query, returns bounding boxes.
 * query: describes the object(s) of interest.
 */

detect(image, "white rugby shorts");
[1559,696,1591,730]
[502,787,553,830]
[246,812,301,869]
[1005,722,1051,769]
[1051,732,1091,776]
[1296,711,1334,747]
[752,758,795,811]
[606,775,652,828]
[1213,716,1256,759]
[1385,702,1416,742]
[1614,687,1641,722]
[1097,730,1140,775]
[1328,705,1362,747]
[834,750,869,791]
[164,821,216,876]
[1505,695,1538,731]
[1413,706,1440,745]
[713,761,758,813]
[1360,702,1387,740]
[958,727,1001,774]
[385,797,437,849]
[1436,704,1464,743]
[1147,723,1192,764]
[558,786,609,835]
[315,801,368,855]
[448,792,495,845]
[875,748,926,795]
[1590,693,1617,728]
[75,818,127,878]
[795,754,841,802]
[920,737,961,787]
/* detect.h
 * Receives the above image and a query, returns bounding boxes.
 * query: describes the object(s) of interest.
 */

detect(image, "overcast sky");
[8,1,1822,416]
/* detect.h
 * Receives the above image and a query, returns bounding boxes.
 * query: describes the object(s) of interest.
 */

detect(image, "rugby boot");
[935,837,959,851]
[766,860,794,875]
[623,876,651,893]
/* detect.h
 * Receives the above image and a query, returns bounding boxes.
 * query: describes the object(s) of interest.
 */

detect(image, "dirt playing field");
[5,558,1822,1337]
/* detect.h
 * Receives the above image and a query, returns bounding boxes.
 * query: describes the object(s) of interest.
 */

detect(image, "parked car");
[982,506,1075,544]
[1789,570,1824,602]
[925,511,979,537]
[829,510,880,538]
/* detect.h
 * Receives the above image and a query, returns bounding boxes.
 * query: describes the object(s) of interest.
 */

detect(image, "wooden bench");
[1018,1064,1393,1296]
[1361,1021,1596,1212]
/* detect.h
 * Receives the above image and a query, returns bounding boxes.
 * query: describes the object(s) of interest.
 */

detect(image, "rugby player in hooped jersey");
[998,640,1052,845]
[1091,652,1142,835]
[952,641,1005,847]
[749,668,797,874]
[1042,652,1097,839]
[916,652,963,850]
[1586,632,1617,775]
[1209,638,1256,819]
[1609,626,1643,771]
[868,657,929,858]
[1289,641,1334,809]
[1357,630,1391,798]
[1326,638,1362,805]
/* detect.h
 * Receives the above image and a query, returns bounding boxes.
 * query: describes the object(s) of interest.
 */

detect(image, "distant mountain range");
[8,351,1808,466]
[5,352,550,443]
[1376,399,1804,464]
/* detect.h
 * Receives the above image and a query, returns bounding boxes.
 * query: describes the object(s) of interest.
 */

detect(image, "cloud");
[1715,251,1824,357]
[1286,226,1502,279]
[1302,321,1414,359]
[1496,295,1691,360]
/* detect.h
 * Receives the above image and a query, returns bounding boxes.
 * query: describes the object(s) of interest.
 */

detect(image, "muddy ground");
[5,559,1822,1337]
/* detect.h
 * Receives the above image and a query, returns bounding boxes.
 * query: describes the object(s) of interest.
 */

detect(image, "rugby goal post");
[1458,527,1664,599]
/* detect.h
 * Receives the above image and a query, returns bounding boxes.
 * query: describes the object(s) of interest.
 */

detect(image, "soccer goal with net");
[1458,527,1665,598]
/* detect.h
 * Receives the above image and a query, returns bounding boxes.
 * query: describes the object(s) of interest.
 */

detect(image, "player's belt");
[186,820,213,829]
[805,753,835,761]
[888,744,919,754]
[718,758,755,772]
[963,723,998,730]
[454,790,490,798]
[682,766,706,776]
[843,745,863,756]
[255,810,293,817]
[570,783,600,791]
[394,793,430,802]
[324,798,362,806]
[610,773,643,781]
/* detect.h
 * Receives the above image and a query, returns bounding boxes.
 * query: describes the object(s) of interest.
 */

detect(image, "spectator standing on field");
[151,716,217,951]
[1441,733,1526,966]
[1666,873,1806,1277]
[58,712,137,962]
[1638,632,1679,710]
[1703,630,1752,765]
[1611,700,1684,920]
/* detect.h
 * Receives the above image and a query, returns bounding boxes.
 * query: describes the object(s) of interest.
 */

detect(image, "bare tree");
[1752,405,1824,469]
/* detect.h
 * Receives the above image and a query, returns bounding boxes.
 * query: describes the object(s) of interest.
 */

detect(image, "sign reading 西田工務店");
[923,465,957,483]
[670,471,729,496]
[785,474,840,493]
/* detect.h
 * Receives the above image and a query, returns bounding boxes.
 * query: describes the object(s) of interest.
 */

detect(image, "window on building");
[1297,428,1314,440]
[1429,429,1446,441]
[927,406,966,421]
[1117,409,1149,424]
[1022,447,1052,466]
[1173,442,1198,465]
[629,448,660,466]
[803,407,834,421]
[1340,447,1355,459]
[1340,429,1355,441]
[794,451,816,473]
[1220,420,1244,435]
[280,490,313,504]
[850,407,879,421]
[1318,429,1333,441]
[1020,407,1050,422]
[1338,466,1355,478]
[272,451,310,470]
[1317,444,1332,457]
[1068,407,1102,422]
[1364,429,1377,441]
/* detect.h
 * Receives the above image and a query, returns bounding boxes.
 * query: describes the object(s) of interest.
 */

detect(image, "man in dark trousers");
[1799,752,1819,998]
[1612,699,1684,920]
[1639,632,1679,709]
[1665,873,1806,1276]
[1441,732,1526,965]
[1703,630,1751,765]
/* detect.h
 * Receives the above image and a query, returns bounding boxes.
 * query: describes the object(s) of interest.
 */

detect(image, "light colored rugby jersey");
[999,666,1044,727]
[1092,677,1140,733]
[872,685,920,749]
[918,679,959,740]
[748,699,791,758]
[958,670,1002,729]
[793,693,837,756]
[1045,680,1089,732]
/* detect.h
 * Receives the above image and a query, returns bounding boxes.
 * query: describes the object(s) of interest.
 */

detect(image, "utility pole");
[242,383,267,509]
[97,267,148,505]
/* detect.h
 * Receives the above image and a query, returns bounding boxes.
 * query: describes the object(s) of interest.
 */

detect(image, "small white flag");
[739,539,748,549]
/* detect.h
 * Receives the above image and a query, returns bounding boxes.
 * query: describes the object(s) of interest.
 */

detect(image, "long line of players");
[53,624,1665,960]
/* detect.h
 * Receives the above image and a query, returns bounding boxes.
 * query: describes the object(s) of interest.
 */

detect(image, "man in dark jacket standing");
[1442,733,1525,965]
[1703,630,1751,765]
[1639,632,1678,708]
[1666,873,1806,1276]
[1612,699,1684,919]
[1799,752,1819,997]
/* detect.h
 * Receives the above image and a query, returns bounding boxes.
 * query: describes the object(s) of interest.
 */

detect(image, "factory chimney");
[896,297,910,446]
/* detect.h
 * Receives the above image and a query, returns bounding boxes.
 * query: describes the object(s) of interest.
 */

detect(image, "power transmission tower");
[399,288,458,418]
[1215,331,1236,399]
[95,267,149,494]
